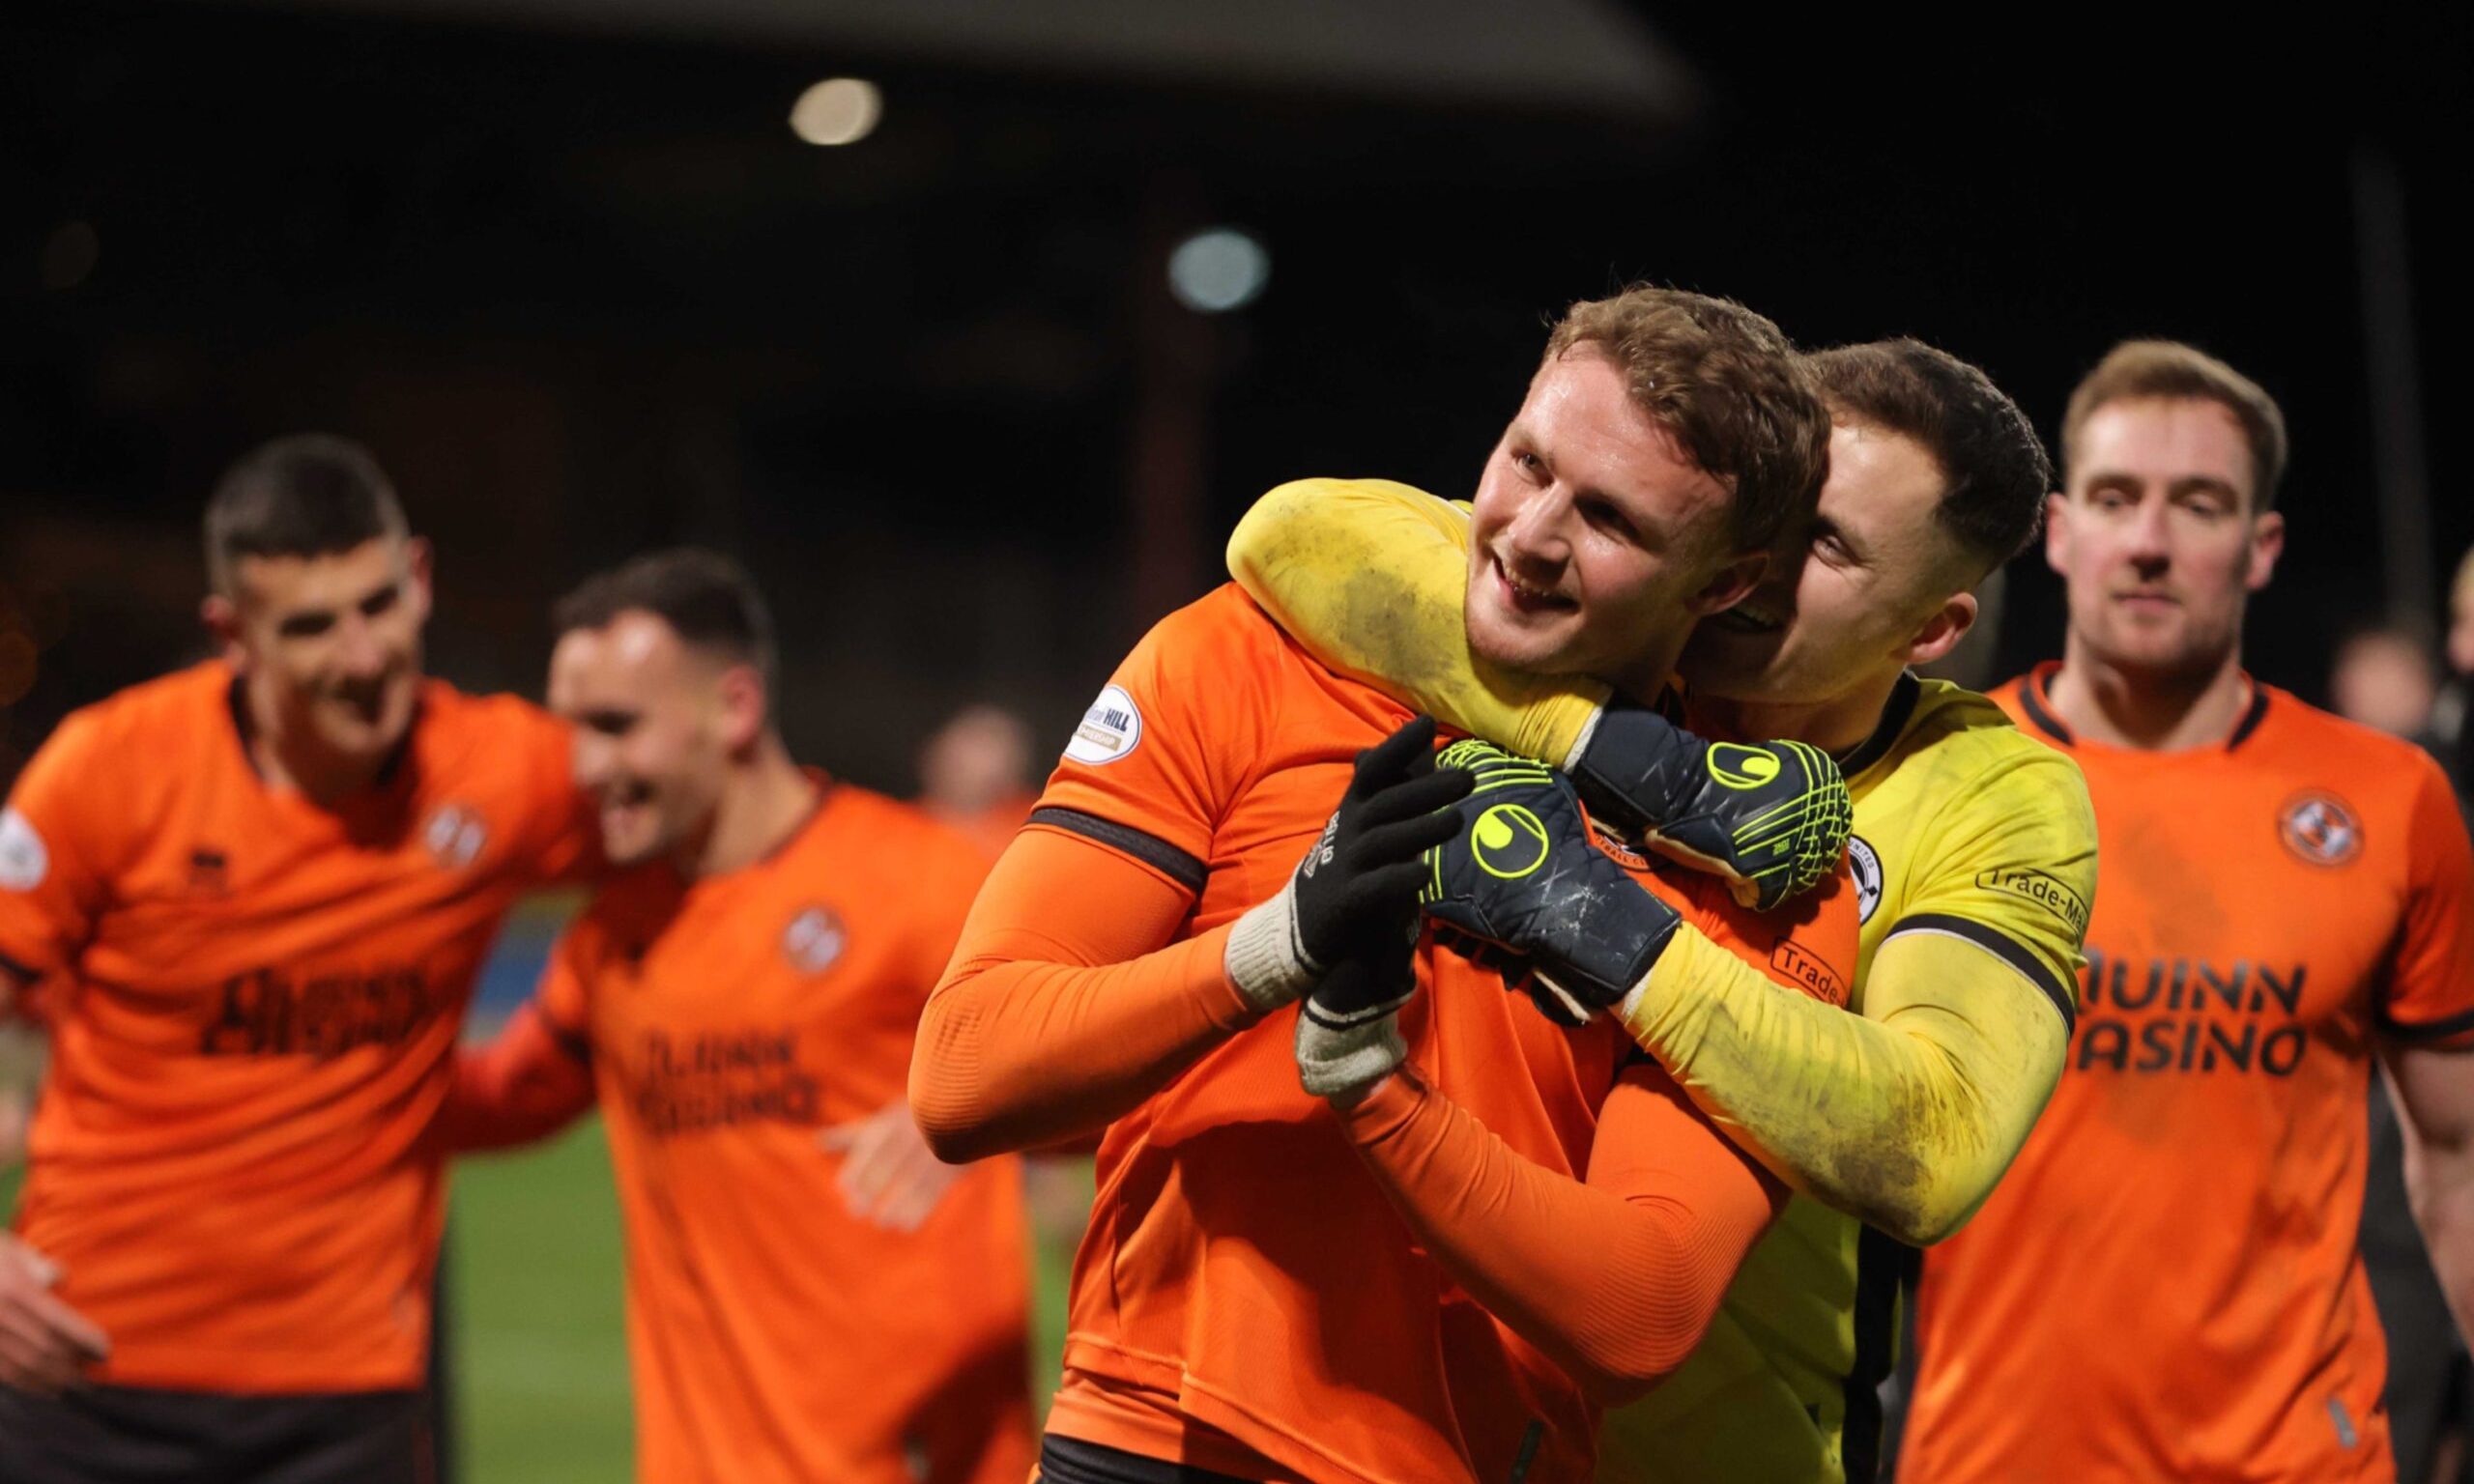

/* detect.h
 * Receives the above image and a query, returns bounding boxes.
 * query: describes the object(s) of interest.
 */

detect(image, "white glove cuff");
[1296,1011,1407,1100]
[1560,702,1607,773]
[1225,876,1319,1013]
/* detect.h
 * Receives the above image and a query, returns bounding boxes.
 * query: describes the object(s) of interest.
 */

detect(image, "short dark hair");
[554,548,778,695]
[1544,286,1831,556]
[1804,339,2055,573]
[2062,339,2287,511]
[204,433,408,595]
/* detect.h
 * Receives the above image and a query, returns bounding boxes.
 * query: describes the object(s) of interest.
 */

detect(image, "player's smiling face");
[223,536,432,774]
[2048,397,2284,681]
[1464,347,1761,701]
[551,611,737,870]
[1681,420,1971,704]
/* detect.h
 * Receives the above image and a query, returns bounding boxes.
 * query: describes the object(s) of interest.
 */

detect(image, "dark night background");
[3,1,2467,791]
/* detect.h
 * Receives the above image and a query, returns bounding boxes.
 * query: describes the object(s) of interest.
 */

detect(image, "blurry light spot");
[791,78,881,146]
[0,633,35,707]
[1167,228,1269,314]
[40,222,98,291]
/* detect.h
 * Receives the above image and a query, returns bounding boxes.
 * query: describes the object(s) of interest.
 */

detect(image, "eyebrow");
[2166,475,2243,502]
[2078,471,2242,501]
[275,574,400,622]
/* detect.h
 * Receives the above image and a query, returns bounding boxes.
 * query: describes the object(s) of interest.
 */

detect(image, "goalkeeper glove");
[1225,715,1471,1011]
[1568,702,1851,912]
[1420,740,1678,1027]
[1293,912,1419,1101]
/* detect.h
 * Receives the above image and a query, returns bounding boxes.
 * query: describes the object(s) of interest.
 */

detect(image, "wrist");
[1619,922,1707,1047]
[1296,1015,1407,1101]
[1571,703,1694,838]
[1224,879,1318,1012]
[1330,1063,1427,1141]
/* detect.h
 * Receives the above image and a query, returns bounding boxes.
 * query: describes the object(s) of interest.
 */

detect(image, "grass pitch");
[447,1121,636,1482]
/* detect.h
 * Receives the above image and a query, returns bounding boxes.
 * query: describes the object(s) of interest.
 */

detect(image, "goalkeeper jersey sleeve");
[1225,478,1605,766]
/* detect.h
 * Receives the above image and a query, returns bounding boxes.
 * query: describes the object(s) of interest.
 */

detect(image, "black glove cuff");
[1568,702,1697,839]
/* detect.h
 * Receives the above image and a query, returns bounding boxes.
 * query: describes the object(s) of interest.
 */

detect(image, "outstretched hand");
[0,1233,108,1395]
[820,1100,965,1234]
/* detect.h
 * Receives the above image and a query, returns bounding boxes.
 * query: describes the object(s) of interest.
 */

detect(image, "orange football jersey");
[1025,585,1856,1484]
[0,663,590,1392]
[534,781,1033,1484]
[1904,667,2474,1483]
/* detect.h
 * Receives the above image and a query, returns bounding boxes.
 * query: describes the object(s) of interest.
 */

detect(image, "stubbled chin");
[1467,613,1575,674]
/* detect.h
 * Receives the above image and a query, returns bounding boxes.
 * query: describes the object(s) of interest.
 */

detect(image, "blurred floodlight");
[1167,228,1270,314]
[790,78,882,146]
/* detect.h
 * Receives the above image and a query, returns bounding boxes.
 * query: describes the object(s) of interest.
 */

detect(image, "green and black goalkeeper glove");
[1568,702,1851,912]
[1420,740,1679,1028]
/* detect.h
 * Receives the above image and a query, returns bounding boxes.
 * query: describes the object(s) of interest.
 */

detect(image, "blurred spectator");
[917,704,1041,860]
[2337,621,2474,1484]
[2332,626,2441,743]
[2440,549,2474,811]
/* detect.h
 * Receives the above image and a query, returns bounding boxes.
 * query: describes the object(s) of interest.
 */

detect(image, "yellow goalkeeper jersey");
[1597,673,2093,1484]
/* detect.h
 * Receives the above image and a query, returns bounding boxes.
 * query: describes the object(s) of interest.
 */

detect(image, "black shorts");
[1036,1434,1257,1484]
[0,1383,434,1484]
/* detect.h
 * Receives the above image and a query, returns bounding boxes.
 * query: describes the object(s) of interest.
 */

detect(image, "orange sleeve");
[0,707,119,1017]
[2378,754,2474,1045]
[908,824,1260,1163]
[439,937,596,1153]
[1335,1058,1785,1407]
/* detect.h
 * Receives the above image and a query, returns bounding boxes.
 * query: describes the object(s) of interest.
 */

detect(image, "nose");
[1502,482,1574,576]
[331,614,391,682]
[570,732,617,792]
[2121,498,2172,575]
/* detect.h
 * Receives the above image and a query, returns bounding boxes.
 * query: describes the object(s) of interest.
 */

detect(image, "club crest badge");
[2279,792,2362,868]
[1847,835,1884,924]
[783,905,846,975]
[0,808,48,892]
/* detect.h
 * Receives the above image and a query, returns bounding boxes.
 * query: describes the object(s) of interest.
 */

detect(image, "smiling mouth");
[1709,598,1786,635]
[599,783,655,814]
[1490,553,1574,615]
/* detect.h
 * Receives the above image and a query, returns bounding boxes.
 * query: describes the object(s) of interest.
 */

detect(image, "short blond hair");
[2062,340,2288,510]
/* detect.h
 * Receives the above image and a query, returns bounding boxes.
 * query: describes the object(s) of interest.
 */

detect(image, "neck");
[1693,664,1908,756]
[2047,633,2249,752]
[1610,635,1691,713]
[676,738,819,881]
[244,679,391,807]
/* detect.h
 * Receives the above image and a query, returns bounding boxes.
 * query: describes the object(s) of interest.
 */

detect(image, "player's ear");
[200,592,248,672]
[1685,551,1768,617]
[716,663,768,754]
[2244,510,2286,593]
[403,536,436,624]
[2042,492,2070,576]
[1902,590,1979,668]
